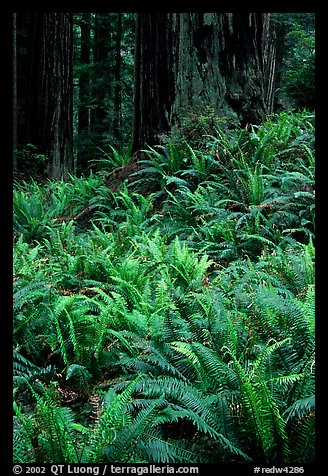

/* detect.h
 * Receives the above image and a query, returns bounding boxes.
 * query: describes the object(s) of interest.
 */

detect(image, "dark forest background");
[13,13,315,180]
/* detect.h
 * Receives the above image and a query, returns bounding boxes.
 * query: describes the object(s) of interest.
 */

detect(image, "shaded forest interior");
[13,13,315,181]
[13,13,316,466]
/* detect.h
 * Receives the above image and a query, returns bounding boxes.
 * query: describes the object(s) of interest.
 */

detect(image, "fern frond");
[171,341,229,393]
[123,340,188,380]
[104,396,165,462]
[13,419,35,463]
[136,375,251,461]
[66,364,92,390]
[284,395,315,422]
[13,401,36,462]
[14,382,83,463]
[13,281,50,312]
[13,349,53,387]
[139,429,201,463]
[287,402,315,463]
[85,375,144,462]
[224,347,290,462]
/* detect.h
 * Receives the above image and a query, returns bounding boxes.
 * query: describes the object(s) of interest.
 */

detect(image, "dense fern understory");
[13,110,315,464]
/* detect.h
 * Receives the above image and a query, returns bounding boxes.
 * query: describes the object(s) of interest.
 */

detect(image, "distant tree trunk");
[78,13,91,171]
[16,14,30,149]
[261,14,276,114]
[26,13,73,180]
[78,13,91,133]
[113,12,122,148]
[132,13,173,152]
[131,13,141,153]
[13,13,17,171]
[90,14,110,136]
[132,13,276,152]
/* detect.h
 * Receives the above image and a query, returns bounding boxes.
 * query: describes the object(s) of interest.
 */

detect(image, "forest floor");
[13,110,315,464]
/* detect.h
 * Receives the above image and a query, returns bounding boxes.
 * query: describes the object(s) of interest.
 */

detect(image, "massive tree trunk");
[26,13,73,180]
[132,13,276,152]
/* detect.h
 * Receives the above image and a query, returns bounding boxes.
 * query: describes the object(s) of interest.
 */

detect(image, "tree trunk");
[77,13,91,172]
[16,13,30,149]
[132,13,275,152]
[132,13,174,152]
[131,13,141,152]
[13,13,17,171]
[90,14,110,136]
[26,13,73,180]
[171,13,275,127]
[261,13,276,114]
[113,13,122,149]
[78,13,91,133]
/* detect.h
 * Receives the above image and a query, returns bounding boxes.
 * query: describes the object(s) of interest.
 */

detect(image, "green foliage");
[13,187,56,243]
[14,382,87,463]
[159,105,233,150]
[16,144,48,180]
[134,144,189,193]
[73,13,135,167]
[13,174,105,243]
[13,110,315,464]
[272,13,315,110]
[281,25,315,109]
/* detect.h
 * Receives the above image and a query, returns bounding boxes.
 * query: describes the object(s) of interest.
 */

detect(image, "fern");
[133,375,251,462]
[284,395,315,463]
[83,375,145,462]
[66,364,92,390]
[13,402,36,462]
[13,189,56,243]
[13,349,53,389]
[171,341,231,394]
[138,429,201,463]
[90,145,132,174]
[224,345,289,463]
[168,236,213,290]
[13,237,48,282]
[104,396,166,462]
[14,382,83,463]
[13,109,315,464]
[13,281,50,313]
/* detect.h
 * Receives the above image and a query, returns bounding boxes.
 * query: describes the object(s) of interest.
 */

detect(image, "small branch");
[73,205,93,222]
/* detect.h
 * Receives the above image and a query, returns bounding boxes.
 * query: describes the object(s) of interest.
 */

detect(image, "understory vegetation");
[13,110,315,464]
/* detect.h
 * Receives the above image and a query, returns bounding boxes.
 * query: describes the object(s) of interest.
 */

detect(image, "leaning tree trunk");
[26,13,73,180]
[132,12,276,152]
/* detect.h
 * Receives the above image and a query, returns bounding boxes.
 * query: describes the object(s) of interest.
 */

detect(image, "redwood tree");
[78,13,91,137]
[77,12,91,172]
[132,13,174,152]
[90,13,111,136]
[25,13,73,180]
[113,12,123,148]
[13,13,17,171]
[132,13,276,152]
